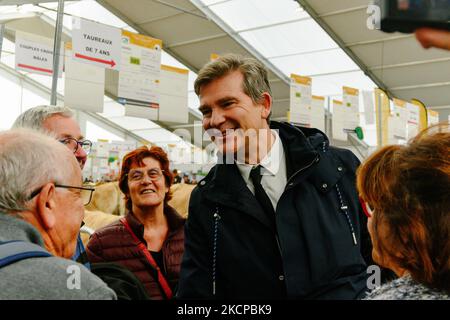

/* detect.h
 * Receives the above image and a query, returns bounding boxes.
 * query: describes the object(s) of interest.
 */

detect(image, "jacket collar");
[0,213,45,247]
[270,121,319,178]
[272,122,347,193]
[125,205,185,243]
[199,121,324,229]
[200,121,348,216]
[201,163,275,229]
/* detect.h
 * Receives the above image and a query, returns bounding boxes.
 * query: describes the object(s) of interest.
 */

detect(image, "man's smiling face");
[199,71,270,155]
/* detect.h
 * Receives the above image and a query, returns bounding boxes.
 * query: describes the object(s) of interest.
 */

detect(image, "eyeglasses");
[28,184,95,206]
[127,168,165,182]
[359,197,374,218]
[59,138,92,155]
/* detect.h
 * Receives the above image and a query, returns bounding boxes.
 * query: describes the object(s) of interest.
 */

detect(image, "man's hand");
[415,28,450,50]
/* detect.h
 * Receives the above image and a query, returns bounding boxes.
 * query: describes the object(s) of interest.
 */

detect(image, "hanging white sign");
[311,96,325,132]
[406,102,420,140]
[289,74,312,127]
[427,110,439,127]
[117,30,162,106]
[72,17,121,70]
[15,31,63,77]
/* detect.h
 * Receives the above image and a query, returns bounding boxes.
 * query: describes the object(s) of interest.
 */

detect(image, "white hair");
[12,105,74,132]
[0,128,78,213]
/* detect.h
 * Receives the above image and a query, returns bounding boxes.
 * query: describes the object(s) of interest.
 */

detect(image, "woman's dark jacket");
[86,206,185,299]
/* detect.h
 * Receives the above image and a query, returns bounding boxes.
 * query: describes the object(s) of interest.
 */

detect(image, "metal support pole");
[0,24,5,60]
[50,0,65,106]
[376,91,383,148]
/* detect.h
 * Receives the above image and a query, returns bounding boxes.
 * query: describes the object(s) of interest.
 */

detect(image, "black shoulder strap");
[0,240,52,268]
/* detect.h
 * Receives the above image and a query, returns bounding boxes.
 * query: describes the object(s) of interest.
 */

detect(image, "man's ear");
[260,92,272,120]
[35,183,57,230]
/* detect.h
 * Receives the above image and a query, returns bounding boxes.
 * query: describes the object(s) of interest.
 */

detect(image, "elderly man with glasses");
[12,105,92,169]
[12,105,93,269]
[0,129,115,299]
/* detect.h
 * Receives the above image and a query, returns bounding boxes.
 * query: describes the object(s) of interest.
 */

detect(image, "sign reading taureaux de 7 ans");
[71,17,121,71]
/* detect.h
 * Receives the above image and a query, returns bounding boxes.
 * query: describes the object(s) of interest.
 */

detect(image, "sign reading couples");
[15,31,64,77]
[72,17,121,71]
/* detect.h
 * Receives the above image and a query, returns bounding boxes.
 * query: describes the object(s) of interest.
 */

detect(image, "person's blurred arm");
[415,28,450,50]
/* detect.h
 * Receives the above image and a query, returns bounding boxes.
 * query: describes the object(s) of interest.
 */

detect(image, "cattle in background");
[85,181,126,216]
[81,210,120,246]
[84,181,195,218]
[168,183,196,218]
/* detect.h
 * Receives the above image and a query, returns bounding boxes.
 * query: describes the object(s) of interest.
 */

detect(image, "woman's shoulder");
[92,218,124,237]
[87,218,128,250]
[364,275,450,300]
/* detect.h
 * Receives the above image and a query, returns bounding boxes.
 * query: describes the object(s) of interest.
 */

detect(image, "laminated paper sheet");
[64,44,105,113]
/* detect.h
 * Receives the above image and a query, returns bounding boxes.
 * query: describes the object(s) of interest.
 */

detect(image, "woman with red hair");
[357,124,449,300]
[86,146,185,300]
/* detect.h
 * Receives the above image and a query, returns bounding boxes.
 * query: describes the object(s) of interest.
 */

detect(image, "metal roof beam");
[346,34,414,47]
[370,57,450,71]
[235,16,311,34]
[429,105,450,110]
[150,0,207,20]
[267,47,339,60]
[166,33,227,49]
[317,5,367,18]
[391,81,450,91]
[134,12,185,25]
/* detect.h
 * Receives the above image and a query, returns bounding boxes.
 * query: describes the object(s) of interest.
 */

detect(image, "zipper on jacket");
[284,154,320,192]
[335,184,357,246]
[274,153,319,281]
[321,141,357,246]
[212,207,220,297]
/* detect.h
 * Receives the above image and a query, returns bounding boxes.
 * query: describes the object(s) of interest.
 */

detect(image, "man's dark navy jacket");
[177,121,372,299]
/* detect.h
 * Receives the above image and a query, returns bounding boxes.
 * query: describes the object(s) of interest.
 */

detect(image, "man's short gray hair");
[0,128,78,213]
[12,105,74,132]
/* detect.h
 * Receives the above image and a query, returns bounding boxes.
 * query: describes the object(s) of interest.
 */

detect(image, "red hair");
[357,123,450,292]
[119,145,173,211]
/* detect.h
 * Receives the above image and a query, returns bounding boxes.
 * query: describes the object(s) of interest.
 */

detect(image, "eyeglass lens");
[128,169,163,181]
[60,138,92,154]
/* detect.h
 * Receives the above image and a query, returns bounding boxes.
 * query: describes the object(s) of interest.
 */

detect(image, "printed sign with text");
[72,17,121,70]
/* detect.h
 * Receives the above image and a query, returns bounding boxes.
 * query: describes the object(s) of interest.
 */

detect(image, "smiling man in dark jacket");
[177,54,373,299]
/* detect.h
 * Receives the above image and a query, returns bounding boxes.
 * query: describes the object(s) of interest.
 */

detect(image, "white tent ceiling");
[297,0,450,112]
[1,0,448,149]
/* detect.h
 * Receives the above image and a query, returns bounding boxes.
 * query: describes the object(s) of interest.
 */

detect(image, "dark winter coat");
[86,206,185,299]
[177,121,373,300]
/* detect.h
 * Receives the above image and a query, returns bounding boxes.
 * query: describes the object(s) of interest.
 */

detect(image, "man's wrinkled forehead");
[42,114,84,140]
